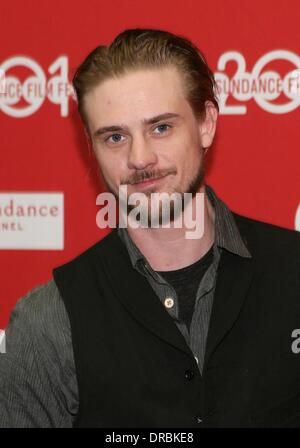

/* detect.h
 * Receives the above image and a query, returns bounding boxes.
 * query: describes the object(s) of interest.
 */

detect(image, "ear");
[198,101,218,149]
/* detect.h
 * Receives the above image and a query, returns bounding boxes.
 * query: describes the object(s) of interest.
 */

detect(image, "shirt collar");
[205,185,251,258]
[117,184,252,268]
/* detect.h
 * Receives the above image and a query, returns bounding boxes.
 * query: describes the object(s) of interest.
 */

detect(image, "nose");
[127,135,158,170]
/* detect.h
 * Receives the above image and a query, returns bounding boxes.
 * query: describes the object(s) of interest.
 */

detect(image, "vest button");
[184,369,195,380]
[164,297,174,309]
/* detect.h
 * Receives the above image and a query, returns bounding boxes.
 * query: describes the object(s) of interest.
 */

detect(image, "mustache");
[122,168,177,185]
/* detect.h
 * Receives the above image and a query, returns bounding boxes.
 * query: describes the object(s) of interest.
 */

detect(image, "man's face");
[84,66,217,222]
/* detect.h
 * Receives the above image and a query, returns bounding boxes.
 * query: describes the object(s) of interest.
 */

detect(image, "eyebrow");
[93,113,181,138]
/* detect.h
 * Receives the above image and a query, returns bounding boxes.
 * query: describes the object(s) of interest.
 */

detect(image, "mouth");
[130,174,169,190]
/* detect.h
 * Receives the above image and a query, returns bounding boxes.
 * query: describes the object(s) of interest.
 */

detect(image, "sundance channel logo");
[96,186,205,239]
[0,193,64,250]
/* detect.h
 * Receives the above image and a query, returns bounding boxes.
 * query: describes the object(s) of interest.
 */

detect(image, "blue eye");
[106,134,124,144]
[154,124,171,134]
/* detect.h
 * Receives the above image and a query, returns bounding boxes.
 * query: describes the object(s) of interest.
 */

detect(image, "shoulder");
[8,279,71,347]
[11,279,64,320]
[234,212,300,248]
[53,229,120,279]
[233,212,300,251]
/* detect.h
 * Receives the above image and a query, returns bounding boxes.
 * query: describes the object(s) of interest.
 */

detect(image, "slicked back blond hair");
[72,28,219,133]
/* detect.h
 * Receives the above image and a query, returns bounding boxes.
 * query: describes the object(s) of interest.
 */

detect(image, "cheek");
[177,141,199,168]
[180,145,202,182]
[96,153,126,184]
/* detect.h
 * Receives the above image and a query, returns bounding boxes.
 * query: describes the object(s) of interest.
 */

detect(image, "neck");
[126,185,215,271]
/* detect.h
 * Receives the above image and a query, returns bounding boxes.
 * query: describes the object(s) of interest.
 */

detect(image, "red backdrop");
[1,0,299,328]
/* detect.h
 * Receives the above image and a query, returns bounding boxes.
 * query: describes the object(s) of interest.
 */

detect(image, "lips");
[132,175,167,189]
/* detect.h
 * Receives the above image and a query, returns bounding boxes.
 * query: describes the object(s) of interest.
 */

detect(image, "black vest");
[53,214,300,428]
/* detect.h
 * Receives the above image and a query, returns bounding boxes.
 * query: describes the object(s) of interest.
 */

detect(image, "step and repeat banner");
[1,0,300,327]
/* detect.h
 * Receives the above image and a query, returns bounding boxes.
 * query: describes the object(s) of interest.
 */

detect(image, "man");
[0,28,299,428]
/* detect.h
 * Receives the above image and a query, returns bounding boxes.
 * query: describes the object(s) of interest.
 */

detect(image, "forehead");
[83,67,189,131]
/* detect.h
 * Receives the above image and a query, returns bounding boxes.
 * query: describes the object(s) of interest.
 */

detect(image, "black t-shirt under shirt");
[156,245,214,332]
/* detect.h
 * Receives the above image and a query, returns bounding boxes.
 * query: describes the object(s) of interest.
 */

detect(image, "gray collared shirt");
[0,184,251,427]
[118,184,251,373]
